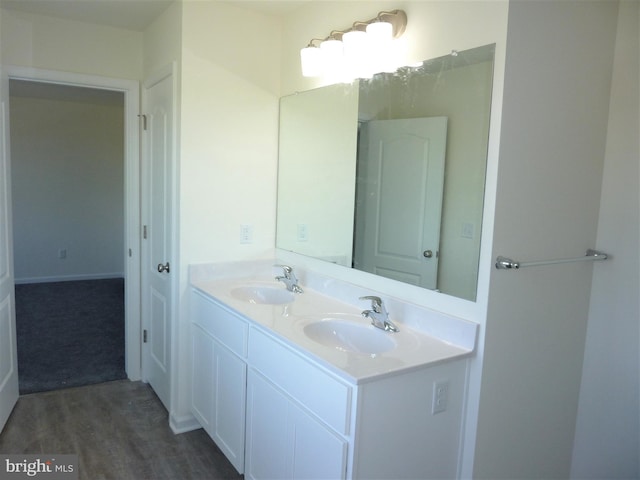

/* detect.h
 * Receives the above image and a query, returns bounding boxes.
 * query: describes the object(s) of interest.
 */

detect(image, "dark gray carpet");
[15,278,127,394]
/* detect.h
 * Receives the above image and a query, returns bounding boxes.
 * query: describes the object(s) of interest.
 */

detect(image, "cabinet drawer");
[191,288,248,357]
[248,327,351,435]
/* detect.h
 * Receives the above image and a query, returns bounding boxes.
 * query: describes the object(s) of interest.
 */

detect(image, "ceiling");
[0,0,173,31]
[0,0,309,32]
[3,1,311,103]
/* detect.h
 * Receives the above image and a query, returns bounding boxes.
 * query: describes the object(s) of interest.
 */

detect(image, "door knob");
[423,250,433,258]
[157,262,170,273]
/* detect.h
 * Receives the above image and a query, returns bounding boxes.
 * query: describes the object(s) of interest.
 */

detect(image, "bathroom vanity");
[189,262,478,479]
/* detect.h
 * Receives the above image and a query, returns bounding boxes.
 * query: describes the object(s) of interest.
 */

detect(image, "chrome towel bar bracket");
[495,249,609,270]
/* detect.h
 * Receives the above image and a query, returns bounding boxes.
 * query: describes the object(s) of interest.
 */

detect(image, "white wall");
[179,1,280,267]
[1,6,145,381]
[1,9,142,80]
[277,83,359,265]
[143,0,181,81]
[0,5,144,282]
[169,0,282,425]
[474,2,620,478]
[10,89,124,282]
[571,1,640,478]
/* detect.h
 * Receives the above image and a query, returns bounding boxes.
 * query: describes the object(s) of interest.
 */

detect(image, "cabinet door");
[289,403,348,480]
[191,325,215,433]
[191,324,246,474]
[246,370,290,480]
[212,344,246,473]
[246,370,347,480]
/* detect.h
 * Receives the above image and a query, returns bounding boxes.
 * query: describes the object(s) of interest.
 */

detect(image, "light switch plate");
[240,224,253,244]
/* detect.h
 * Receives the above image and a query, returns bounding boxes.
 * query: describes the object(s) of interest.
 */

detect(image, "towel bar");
[495,249,609,270]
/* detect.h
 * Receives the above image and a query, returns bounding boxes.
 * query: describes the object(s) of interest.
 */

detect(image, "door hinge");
[143,329,148,343]
[143,225,148,239]
[138,114,147,131]
[128,248,132,257]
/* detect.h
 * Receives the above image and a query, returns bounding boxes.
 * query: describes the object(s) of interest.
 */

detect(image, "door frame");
[7,66,142,380]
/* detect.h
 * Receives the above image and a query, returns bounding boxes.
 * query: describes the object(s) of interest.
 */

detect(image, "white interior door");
[354,117,447,289]
[141,66,175,411]
[0,69,19,432]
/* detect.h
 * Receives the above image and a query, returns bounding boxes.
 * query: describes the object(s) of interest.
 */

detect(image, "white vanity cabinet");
[190,289,248,474]
[246,371,349,479]
[243,326,469,480]
[351,359,468,479]
[188,270,475,479]
[245,327,350,480]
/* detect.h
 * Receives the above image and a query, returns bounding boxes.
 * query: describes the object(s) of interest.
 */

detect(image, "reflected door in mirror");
[354,117,447,289]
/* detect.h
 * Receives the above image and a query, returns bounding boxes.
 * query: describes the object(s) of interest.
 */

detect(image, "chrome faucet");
[275,265,303,293]
[360,296,399,332]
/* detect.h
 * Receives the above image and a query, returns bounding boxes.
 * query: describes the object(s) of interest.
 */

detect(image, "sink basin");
[230,286,295,305]
[303,319,396,355]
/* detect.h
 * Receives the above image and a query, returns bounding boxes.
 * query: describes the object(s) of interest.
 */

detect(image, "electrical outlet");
[461,222,475,239]
[239,224,253,244]
[58,249,67,259]
[432,380,449,415]
[297,223,309,242]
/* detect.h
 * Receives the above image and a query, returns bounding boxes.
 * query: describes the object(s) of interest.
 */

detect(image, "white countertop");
[190,261,478,384]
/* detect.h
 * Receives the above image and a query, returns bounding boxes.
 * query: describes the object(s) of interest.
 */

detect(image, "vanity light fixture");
[300,9,408,80]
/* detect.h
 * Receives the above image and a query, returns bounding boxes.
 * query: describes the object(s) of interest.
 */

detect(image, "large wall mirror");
[276,44,495,302]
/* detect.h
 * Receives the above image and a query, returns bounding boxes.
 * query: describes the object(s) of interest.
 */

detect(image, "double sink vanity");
[189,260,478,479]
[185,40,493,480]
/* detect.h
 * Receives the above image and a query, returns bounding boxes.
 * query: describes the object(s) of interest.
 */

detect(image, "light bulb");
[343,30,373,79]
[366,21,393,43]
[300,46,322,77]
[366,21,396,74]
[320,38,344,76]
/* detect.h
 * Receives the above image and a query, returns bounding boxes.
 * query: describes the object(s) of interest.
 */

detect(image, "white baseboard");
[169,412,201,434]
[14,272,125,285]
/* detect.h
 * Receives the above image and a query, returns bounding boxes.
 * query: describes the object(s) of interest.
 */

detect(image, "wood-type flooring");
[0,380,242,480]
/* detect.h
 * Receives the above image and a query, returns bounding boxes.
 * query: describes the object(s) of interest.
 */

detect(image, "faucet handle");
[275,265,303,293]
[274,264,293,277]
[359,295,383,313]
[360,296,398,332]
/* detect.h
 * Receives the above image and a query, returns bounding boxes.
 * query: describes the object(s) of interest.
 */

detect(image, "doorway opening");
[7,68,142,391]
[10,80,125,393]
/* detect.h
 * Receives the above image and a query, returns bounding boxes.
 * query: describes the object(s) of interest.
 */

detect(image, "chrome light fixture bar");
[300,9,408,79]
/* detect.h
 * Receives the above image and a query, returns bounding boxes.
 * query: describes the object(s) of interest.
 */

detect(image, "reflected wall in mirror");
[276,44,495,301]
[277,82,359,266]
